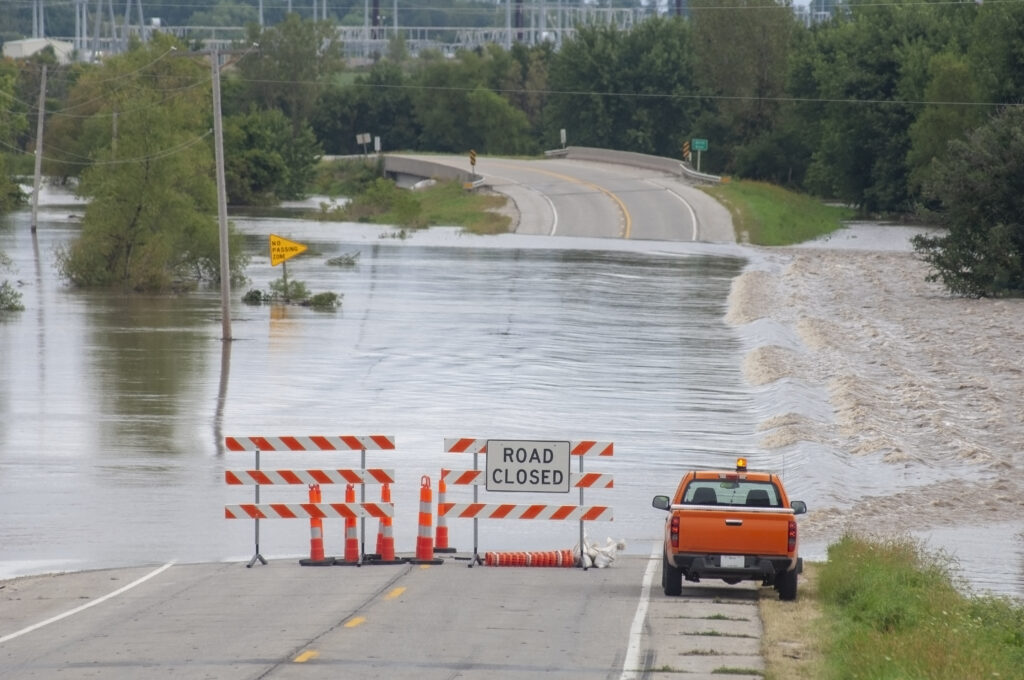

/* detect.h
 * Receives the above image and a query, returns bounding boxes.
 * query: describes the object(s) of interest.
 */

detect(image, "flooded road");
[1,195,1021,599]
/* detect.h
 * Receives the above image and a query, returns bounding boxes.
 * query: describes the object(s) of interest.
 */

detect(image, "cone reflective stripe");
[434,475,450,550]
[375,483,395,562]
[344,483,359,563]
[309,485,325,562]
[416,476,434,561]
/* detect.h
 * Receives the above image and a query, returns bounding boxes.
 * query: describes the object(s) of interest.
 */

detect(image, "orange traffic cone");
[434,474,456,553]
[366,483,403,564]
[344,483,359,563]
[410,476,443,564]
[299,484,334,566]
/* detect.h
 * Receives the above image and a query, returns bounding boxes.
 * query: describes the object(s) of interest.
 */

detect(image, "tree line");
[1,1,1022,294]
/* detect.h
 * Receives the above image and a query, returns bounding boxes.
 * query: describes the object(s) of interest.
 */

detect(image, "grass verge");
[760,535,1024,680]
[701,180,853,246]
[311,158,512,235]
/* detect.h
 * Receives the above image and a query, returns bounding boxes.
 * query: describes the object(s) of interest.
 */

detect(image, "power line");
[0,128,213,166]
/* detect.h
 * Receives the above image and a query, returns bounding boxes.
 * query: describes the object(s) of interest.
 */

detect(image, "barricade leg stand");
[408,476,444,565]
[336,484,362,566]
[434,475,456,554]
[300,484,335,566]
[365,483,405,565]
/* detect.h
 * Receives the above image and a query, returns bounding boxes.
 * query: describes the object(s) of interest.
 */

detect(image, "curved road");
[398,154,735,242]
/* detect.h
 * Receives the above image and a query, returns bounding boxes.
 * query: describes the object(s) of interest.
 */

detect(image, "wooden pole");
[31,64,47,234]
[211,47,233,341]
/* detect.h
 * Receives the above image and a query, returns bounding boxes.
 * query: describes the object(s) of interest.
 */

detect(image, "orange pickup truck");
[652,458,807,600]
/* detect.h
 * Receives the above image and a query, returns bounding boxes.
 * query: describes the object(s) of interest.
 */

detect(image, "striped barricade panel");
[225,435,396,452]
[440,469,613,489]
[443,438,613,456]
[225,502,394,520]
[438,503,613,522]
[225,468,396,485]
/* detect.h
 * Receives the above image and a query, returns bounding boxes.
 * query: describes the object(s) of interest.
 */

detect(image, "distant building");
[3,38,74,64]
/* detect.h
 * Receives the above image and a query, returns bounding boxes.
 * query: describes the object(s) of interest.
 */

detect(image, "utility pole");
[172,45,253,340]
[210,47,233,342]
[31,65,47,234]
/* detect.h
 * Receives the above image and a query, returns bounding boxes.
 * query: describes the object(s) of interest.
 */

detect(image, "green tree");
[409,48,537,154]
[546,18,701,156]
[465,86,535,154]
[224,108,321,204]
[187,1,259,26]
[968,2,1024,106]
[0,58,28,212]
[689,0,796,173]
[906,53,985,194]
[0,252,24,312]
[57,37,246,291]
[912,106,1024,297]
[312,61,420,154]
[238,14,346,135]
[793,0,974,212]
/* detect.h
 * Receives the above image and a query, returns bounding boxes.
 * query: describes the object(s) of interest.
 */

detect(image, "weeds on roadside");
[701,181,852,246]
[818,535,1024,679]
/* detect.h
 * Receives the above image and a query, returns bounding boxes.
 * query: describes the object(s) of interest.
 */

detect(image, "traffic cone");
[409,476,443,564]
[365,483,403,564]
[299,484,334,566]
[344,483,359,563]
[434,474,456,553]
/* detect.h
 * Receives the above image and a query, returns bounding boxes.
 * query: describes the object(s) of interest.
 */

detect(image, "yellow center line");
[294,650,319,663]
[344,616,366,628]
[490,161,633,239]
[384,586,406,600]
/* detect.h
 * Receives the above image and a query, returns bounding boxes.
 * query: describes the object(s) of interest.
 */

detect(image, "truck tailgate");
[672,507,792,556]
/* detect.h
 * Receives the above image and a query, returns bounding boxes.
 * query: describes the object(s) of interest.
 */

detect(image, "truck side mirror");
[652,495,671,511]
[790,500,807,515]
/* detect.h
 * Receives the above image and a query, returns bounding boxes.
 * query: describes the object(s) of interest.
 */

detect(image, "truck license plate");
[721,555,744,569]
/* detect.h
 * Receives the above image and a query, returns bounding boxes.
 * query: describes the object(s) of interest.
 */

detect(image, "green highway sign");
[692,138,708,152]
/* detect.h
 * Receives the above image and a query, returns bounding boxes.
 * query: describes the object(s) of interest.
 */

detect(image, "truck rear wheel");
[663,552,682,597]
[777,568,798,601]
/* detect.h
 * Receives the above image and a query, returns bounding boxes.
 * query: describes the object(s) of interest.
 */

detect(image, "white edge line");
[648,179,699,241]
[620,542,660,680]
[0,561,176,645]
[543,192,559,236]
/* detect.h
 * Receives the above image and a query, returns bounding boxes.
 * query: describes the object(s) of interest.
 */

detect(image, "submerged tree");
[0,58,27,213]
[57,37,247,291]
[912,106,1024,297]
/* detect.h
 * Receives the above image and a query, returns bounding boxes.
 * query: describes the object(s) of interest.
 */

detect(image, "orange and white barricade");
[224,434,397,567]
[441,438,614,567]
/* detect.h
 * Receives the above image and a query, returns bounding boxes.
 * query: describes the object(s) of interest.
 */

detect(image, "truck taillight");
[671,516,680,546]
[788,520,797,552]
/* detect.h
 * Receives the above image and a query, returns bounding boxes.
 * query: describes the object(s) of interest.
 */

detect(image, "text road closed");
[486,440,571,493]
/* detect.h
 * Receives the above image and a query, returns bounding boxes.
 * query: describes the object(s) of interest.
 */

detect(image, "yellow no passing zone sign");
[269,234,307,266]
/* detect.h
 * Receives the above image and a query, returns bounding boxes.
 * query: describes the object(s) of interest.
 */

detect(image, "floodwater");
[1,193,1020,599]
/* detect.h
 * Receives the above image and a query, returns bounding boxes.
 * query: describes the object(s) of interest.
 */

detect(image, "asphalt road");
[1,552,765,680]
[397,154,735,242]
[0,159,758,679]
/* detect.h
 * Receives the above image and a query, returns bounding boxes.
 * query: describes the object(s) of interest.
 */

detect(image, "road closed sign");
[486,440,571,493]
